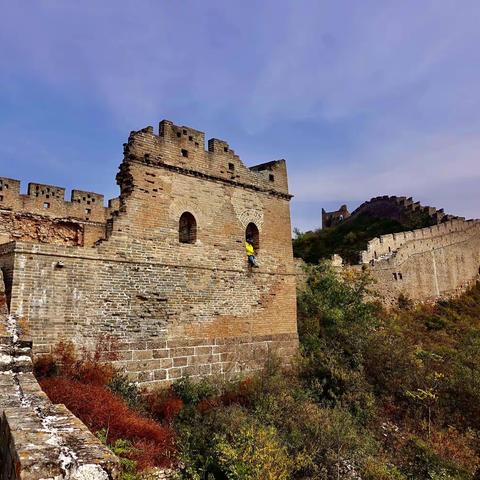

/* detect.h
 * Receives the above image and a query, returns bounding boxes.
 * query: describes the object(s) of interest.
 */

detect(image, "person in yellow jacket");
[245,236,259,267]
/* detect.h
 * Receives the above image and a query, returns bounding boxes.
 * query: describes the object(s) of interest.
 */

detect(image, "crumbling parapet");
[321,205,350,228]
[121,120,291,200]
[0,177,121,248]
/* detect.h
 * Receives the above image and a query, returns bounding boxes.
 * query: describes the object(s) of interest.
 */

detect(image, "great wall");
[324,195,480,304]
[0,121,479,477]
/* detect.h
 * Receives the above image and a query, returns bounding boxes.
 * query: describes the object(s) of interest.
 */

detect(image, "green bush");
[97,429,141,480]
[215,422,292,480]
[172,376,220,406]
[108,373,145,412]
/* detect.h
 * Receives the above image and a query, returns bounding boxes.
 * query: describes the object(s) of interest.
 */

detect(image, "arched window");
[179,212,197,244]
[245,223,260,251]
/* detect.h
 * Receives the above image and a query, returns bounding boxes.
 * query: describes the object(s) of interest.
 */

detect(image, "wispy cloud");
[0,0,479,229]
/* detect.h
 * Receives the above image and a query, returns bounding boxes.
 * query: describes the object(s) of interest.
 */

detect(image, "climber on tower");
[245,235,259,268]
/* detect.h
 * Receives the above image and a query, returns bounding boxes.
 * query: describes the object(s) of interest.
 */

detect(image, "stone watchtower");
[322,204,350,228]
[0,120,298,385]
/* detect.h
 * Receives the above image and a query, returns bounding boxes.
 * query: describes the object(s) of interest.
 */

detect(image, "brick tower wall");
[2,121,298,386]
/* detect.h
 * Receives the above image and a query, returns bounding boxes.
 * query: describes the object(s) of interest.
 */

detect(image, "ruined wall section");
[5,120,298,386]
[359,219,480,303]
[322,204,350,228]
[0,177,118,247]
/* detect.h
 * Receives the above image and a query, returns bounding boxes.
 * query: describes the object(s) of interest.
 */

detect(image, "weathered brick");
[152,348,170,359]
[0,119,299,387]
[194,346,212,355]
[173,356,188,367]
[167,367,183,380]
[132,350,153,360]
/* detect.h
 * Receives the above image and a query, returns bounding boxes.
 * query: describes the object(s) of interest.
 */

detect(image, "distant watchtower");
[322,204,350,228]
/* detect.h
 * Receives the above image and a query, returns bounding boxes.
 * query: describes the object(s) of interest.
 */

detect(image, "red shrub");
[145,388,184,422]
[219,378,255,407]
[431,428,479,474]
[52,340,77,376]
[131,439,176,471]
[33,354,58,378]
[40,377,176,468]
[197,397,220,414]
[44,338,118,386]
[195,378,255,414]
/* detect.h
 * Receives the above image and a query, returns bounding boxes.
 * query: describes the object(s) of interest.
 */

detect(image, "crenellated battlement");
[122,120,291,198]
[0,176,117,224]
[360,218,480,264]
[353,195,477,264]
[350,195,462,224]
[0,177,120,247]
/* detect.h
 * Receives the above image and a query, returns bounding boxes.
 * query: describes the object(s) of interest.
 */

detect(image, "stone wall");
[358,219,480,304]
[0,120,298,386]
[0,335,121,479]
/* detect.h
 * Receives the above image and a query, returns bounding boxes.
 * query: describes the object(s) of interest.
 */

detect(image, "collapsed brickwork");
[0,177,117,247]
[329,196,480,304]
[0,120,298,386]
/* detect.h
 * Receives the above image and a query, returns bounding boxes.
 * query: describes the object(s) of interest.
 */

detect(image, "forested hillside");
[293,209,434,264]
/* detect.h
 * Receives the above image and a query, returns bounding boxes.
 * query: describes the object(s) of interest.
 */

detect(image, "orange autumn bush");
[40,377,176,468]
[35,338,118,386]
[35,338,177,469]
[144,387,184,422]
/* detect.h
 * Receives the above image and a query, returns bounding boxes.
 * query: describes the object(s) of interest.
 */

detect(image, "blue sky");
[1,1,479,231]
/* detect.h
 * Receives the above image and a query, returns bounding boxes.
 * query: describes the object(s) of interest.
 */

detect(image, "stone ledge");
[0,328,121,480]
